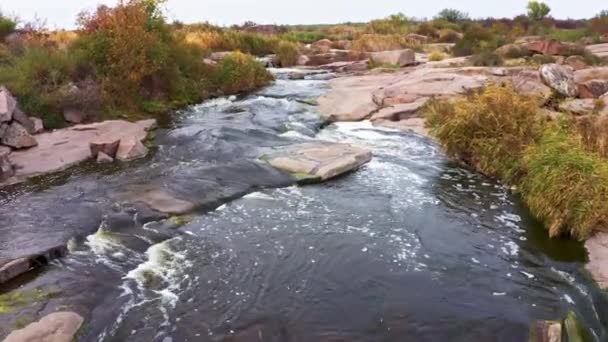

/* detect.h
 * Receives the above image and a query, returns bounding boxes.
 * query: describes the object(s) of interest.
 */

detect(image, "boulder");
[1,121,38,149]
[3,312,84,342]
[0,145,14,181]
[89,136,120,158]
[96,151,114,164]
[558,98,608,115]
[406,33,429,43]
[525,39,565,55]
[264,142,372,182]
[116,137,148,162]
[312,39,333,51]
[564,55,588,70]
[586,43,608,59]
[370,49,415,67]
[11,108,35,134]
[369,97,429,122]
[333,40,352,50]
[577,79,608,99]
[574,67,608,83]
[209,51,232,62]
[30,117,44,134]
[0,86,17,123]
[296,55,310,66]
[63,108,88,124]
[585,232,608,290]
[539,64,578,97]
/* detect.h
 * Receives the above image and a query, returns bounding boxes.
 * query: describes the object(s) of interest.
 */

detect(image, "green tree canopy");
[435,8,470,23]
[527,1,551,21]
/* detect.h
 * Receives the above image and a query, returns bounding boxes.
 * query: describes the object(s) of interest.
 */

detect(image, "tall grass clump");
[351,34,422,52]
[425,83,543,183]
[276,41,300,67]
[520,127,608,240]
[212,51,274,95]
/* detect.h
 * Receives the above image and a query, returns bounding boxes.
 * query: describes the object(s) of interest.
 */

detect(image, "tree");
[527,1,551,21]
[435,8,470,23]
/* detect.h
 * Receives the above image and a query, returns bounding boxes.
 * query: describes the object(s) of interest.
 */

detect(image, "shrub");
[0,47,80,128]
[416,22,439,39]
[590,11,608,35]
[351,34,421,52]
[0,13,16,39]
[425,83,543,182]
[504,45,532,59]
[437,29,461,43]
[366,13,410,35]
[452,25,496,57]
[527,1,551,21]
[520,127,608,240]
[531,54,557,64]
[428,51,445,61]
[435,9,470,23]
[471,51,504,66]
[212,51,274,95]
[276,41,300,67]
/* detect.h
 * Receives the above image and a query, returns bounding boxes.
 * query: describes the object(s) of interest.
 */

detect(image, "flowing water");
[0,69,606,341]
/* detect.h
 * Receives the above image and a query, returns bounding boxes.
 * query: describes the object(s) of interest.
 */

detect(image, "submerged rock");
[529,320,562,342]
[540,64,578,97]
[264,142,372,182]
[3,311,83,342]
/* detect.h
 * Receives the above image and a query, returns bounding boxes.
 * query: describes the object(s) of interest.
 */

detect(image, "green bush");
[212,51,274,95]
[520,127,608,240]
[0,47,79,128]
[425,83,543,182]
[471,51,504,66]
[366,13,411,35]
[0,14,16,39]
[276,41,300,67]
[503,45,532,59]
[452,25,499,57]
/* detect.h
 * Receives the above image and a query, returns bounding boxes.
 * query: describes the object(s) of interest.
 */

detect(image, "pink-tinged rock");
[525,39,565,55]
[370,49,415,67]
[0,257,30,283]
[96,151,114,164]
[1,122,38,149]
[3,312,84,342]
[539,64,578,97]
[577,79,608,99]
[4,119,156,184]
[585,232,608,290]
[116,137,148,162]
[564,55,588,71]
[90,136,120,158]
[0,86,17,123]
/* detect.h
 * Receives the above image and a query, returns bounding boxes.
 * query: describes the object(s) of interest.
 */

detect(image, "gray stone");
[63,108,87,124]
[30,117,44,134]
[3,312,84,342]
[370,49,416,67]
[1,122,38,149]
[264,142,372,182]
[0,145,14,181]
[585,232,608,290]
[559,98,608,115]
[11,108,35,134]
[0,86,17,123]
[539,64,578,97]
[96,151,114,164]
[116,137,148,162]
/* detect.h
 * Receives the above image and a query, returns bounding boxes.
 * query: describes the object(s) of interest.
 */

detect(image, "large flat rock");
[586,43,608,59]
[2,119,156,185]
[3,311,83,342]
[585,232,608,290]
[264,142,372,182]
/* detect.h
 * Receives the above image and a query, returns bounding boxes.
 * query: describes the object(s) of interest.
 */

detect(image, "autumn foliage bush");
[212,52,273,95]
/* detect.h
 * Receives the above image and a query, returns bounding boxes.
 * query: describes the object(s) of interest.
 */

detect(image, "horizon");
[1,0,606,30]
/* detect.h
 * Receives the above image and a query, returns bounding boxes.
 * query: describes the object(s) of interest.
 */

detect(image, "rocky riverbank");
[317,48,608,300]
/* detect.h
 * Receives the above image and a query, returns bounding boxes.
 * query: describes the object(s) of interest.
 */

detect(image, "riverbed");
[0,69,606,341]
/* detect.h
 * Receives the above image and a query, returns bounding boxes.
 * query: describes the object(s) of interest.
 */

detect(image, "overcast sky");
[1,0,607,29]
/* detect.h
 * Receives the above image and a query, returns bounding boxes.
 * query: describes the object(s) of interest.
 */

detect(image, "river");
[0,69,606,341]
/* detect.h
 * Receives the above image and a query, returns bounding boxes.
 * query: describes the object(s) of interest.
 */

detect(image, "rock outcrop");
[369,49,415,67]
[558,98,608,115]
[586,43,608,59]
[539,64,578,97]
[525,39,566,56]
[264,142,372,182]
[577,79,608,99]
[1,121,37,149]
[3,119,156,185]
[3,312,83,342]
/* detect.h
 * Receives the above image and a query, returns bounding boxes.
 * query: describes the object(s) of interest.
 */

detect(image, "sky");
[1,0,606,29]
